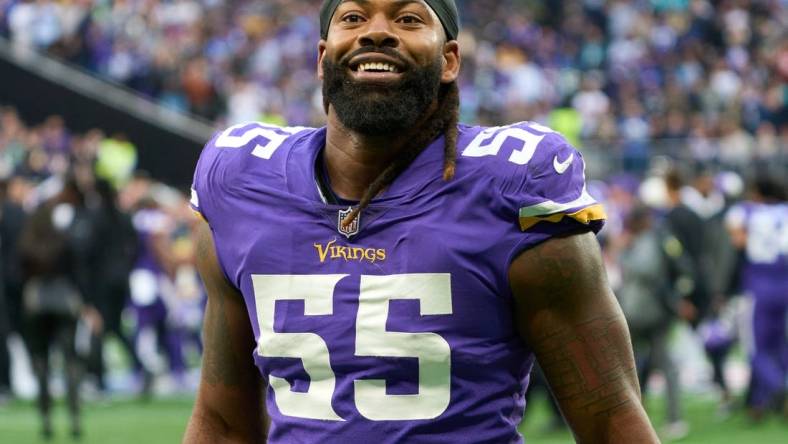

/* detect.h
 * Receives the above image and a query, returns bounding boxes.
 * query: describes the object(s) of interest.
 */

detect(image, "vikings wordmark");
[314,238,387,264]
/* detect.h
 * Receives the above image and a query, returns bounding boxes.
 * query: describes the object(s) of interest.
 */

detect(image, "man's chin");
[345,82,401,96]
[340,93,401,111]
[332,103,415,135]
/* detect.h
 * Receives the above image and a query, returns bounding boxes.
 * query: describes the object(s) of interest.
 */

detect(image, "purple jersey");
[191,122,605,443]
[725,202,788,295]
[130,208,171,307]
[132,208,171,272]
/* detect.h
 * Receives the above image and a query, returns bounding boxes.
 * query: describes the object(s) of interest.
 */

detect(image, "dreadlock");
[341,81,460,229]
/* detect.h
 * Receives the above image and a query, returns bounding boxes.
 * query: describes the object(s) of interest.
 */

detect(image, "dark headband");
[320,0,459,41]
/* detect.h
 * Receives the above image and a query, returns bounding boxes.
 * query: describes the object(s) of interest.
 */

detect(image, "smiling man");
[183,1,658,443]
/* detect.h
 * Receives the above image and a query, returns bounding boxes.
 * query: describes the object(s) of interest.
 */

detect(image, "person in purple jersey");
[725,176,788,420]
[183,1,658,443]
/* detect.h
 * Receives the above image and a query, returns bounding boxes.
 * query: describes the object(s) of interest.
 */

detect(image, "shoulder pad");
[459,122,606,232]
[190,122,314,223]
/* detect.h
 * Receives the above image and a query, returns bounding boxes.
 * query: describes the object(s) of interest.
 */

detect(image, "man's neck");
[323,105,435,201]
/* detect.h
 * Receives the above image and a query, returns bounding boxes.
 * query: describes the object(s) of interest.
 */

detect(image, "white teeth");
[358,62,396,73]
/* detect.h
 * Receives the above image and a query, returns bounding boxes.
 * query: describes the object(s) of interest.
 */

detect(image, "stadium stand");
[0,0,784,174]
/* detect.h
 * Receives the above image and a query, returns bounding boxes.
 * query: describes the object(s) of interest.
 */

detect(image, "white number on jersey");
[251,274,453,422]
[461,122,554,165]
[214,123,309,160]
[355,274,452,420]
[747,210,788,264]
[252,275,346,421]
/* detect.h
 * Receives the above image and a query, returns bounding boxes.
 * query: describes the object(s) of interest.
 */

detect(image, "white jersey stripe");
[519,188,597,218]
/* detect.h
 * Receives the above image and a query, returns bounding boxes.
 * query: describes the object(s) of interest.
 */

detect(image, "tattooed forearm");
[530,313,638,418]
[510,233,658,442]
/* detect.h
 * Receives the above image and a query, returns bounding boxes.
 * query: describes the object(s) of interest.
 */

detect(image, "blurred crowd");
[0,0,786,170]
[0,104,204,437]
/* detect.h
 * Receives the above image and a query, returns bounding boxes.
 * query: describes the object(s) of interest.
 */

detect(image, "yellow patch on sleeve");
[519,204,607,231]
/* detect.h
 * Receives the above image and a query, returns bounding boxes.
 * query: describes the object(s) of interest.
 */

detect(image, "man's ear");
[317,40,327,80]
[441,40,461,84]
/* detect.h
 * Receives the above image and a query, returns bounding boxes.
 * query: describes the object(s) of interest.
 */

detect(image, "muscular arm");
[183,221,267,443]
[509,232,658,443]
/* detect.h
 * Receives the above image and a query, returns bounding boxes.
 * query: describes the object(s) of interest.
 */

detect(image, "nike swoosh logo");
[553,153,575,174]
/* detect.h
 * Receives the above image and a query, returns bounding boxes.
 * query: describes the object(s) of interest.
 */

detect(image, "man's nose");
[358,14,399,47]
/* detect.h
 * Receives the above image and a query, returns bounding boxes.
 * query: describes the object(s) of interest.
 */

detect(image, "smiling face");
[318,0,460,136]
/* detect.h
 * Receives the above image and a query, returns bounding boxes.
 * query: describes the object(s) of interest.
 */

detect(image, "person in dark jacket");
[663,169,711,324]
[618,204,694,440]
[0,178,26,400]
[19,178,99,439]
[86,179,149,395]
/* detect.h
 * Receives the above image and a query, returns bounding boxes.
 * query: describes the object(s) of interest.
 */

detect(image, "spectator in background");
[18,178,98,439]
[86,179,150,396]
[618,204,692,440]
[725,176,788,420]
[1,0,782,157]
[0,182,8,403]
[160,191,205,387]
[129,187,184,389]
[0,177,25,398]
[683,167,739,412]
[664,169,710,325]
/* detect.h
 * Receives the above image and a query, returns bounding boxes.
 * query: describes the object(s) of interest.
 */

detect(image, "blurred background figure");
[663,169,708,327]
[17,178,100,440]
[127,180,185,391]
[617,204,692,440]
[84,178,146,397]
[0,181,9,404]
[725,175,788,420]
[0,177,26,403]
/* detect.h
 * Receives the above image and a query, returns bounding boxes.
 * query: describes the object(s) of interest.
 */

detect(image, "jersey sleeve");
[498,125,606,252]
[189,130,226,226]
[190,122,314,224]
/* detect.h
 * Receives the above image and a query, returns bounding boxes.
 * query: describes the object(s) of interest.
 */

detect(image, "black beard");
[322,50,443,136]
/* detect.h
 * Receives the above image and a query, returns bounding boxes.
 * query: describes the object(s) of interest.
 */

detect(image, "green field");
[0,395,785,443]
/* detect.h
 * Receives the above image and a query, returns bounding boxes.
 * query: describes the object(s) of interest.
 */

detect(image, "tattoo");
[513,234,641,421]
[531,313,637,418]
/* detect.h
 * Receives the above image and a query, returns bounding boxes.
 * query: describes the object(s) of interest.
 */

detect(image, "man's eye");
[342,14,364,23]
[399,15,423,24]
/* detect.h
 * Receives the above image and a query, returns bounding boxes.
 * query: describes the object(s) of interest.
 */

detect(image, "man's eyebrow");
[339,0,428,10]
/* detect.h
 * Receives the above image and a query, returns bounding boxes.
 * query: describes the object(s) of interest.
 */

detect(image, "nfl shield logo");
[337,207,360,238]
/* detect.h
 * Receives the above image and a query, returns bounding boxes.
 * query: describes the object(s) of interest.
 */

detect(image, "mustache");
[338,46,411,68]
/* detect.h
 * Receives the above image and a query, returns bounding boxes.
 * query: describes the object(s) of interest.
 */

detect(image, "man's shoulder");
[202,122,320,165]
[196,122,322,187]
[191,122,323,219]
[456,121,579,177]
[454,122,604,233]
[455,121,588,198]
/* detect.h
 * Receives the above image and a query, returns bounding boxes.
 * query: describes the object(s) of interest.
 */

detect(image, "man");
[86,179,148,395]
[617,205,690,439]
[663,169,710,325]
[184,1,658,442]
[725,176,787,419]
[19,179,91,439]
